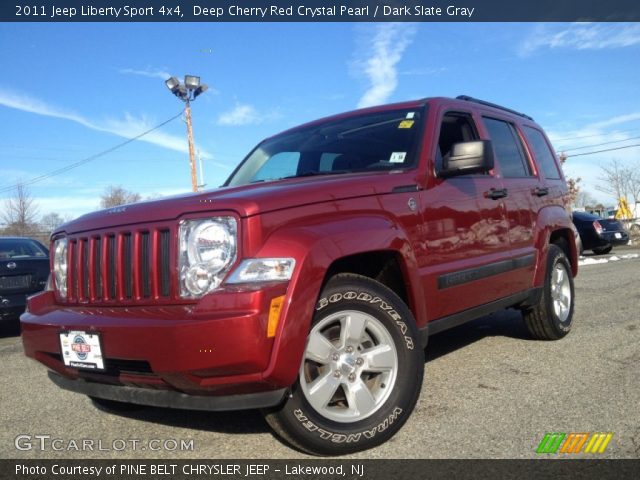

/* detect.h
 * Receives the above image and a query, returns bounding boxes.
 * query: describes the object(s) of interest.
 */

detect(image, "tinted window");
[0,239,48,258]
[437,112,478,158]
[252,152,299,182]
[226,108,424,186]
[522,126,561,179]
[483,117,532,178]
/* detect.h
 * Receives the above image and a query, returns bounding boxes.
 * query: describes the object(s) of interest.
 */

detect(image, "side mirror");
[438,140,494,178]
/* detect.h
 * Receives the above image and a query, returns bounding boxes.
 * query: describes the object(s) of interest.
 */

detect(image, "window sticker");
[390,152,407,163]
[406,112,415,119]
[398,120,414,129]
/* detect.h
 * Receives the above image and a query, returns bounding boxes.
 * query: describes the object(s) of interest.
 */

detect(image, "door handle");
[532,187,549,197]
[485,188,508,200]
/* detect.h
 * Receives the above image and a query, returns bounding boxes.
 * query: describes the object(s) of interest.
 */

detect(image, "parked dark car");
[572,211,629,255]
[0,237,49,321]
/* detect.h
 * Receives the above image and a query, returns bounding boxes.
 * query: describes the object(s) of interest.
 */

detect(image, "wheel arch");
[255,215,423,387]
[532,206,579,287]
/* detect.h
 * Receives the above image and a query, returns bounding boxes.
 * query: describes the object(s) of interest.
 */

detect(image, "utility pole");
[165,75,208,192]
[184,100,198,192]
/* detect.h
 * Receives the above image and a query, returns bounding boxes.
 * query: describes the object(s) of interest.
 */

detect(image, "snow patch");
[579,258,609,266]
[578,252,639,266]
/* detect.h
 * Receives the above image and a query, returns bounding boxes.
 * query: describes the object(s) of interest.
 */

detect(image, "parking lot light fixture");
[165,75,209,192]
[184,75,201,90]
[165,76,180,93]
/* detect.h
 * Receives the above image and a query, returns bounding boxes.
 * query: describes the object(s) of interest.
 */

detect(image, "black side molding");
[438,254,535,290]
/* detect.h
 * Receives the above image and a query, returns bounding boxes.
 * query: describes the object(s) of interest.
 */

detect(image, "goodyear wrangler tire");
[523,244,575,340]
[264,273,424,456]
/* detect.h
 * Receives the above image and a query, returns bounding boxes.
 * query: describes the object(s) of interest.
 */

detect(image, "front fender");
[253,214,421,387]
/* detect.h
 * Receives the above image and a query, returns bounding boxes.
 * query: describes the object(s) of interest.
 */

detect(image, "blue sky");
[1,22,640,221]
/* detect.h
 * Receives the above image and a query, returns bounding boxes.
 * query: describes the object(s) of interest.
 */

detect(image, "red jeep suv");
[21,96,578,455]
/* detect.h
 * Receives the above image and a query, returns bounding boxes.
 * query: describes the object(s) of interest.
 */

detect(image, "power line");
[553,127,640,143]
[564,143,640,158]
[559,135,640,153]
[0,110,184,194]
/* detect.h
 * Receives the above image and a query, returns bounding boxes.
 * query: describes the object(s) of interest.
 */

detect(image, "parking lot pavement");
[1,250,639,459]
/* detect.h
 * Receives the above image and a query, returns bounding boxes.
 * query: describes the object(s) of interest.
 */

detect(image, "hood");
[56,172,392,235]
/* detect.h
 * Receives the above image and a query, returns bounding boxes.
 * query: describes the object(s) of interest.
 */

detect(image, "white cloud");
[589,113,640,130]
[0,86,201,157]
[520,23,640,56]
[118,67,171,80]
[217,104,272,126]
[354,23,418,109]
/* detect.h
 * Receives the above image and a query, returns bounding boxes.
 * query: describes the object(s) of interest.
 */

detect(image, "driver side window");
[436,112,479,168]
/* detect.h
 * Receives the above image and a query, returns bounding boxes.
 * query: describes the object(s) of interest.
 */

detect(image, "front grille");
[66,227,173,304]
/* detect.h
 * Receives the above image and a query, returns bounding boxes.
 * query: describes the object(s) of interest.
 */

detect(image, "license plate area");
[0,274,31,290]
[614,232,622,239]
[59,331,105,370]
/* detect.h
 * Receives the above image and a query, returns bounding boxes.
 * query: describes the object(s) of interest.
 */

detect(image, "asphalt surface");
[1,248,638,460]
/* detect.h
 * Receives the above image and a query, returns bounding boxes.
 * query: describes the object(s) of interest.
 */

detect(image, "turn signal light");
[268,295,285,338]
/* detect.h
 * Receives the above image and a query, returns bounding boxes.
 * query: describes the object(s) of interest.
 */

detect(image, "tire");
[264,273,424,456]
[89,396,145,413]
[592,245,612,255]
[523,244,575,340]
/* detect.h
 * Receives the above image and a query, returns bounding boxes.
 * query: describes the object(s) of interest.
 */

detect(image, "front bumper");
[21,284,290,400]
[49,371,287,410]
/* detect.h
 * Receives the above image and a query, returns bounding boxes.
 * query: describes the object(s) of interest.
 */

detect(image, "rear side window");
[522,126,561,179]
[483,117,532,178]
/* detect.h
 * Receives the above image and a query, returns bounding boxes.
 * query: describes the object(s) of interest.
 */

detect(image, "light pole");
[165,75,208,192]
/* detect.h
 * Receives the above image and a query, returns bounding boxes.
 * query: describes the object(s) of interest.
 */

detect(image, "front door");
[418,109,511,320]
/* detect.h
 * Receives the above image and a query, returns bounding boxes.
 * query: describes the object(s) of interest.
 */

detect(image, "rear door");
[479,116,538,292]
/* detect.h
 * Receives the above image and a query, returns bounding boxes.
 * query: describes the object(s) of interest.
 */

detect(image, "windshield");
[0,239,48,259]
[225,107,425,186]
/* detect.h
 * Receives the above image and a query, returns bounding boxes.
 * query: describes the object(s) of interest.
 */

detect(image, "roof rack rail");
[456,95,534,121]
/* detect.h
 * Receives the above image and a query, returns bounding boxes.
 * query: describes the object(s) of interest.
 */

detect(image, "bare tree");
[558,153,581,205]
[573,190,597,209]
[1,183,39,236]
[625,161,640,208]
[596,159,630,203]
[99,185,141,209]
[40,212,65,233]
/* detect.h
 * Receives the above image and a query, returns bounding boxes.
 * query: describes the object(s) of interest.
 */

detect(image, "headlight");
[179,217,237,297]
[52,238,68,299]
[226,258,295,284]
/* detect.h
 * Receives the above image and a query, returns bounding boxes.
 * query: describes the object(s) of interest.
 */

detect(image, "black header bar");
[3,0,640,22]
